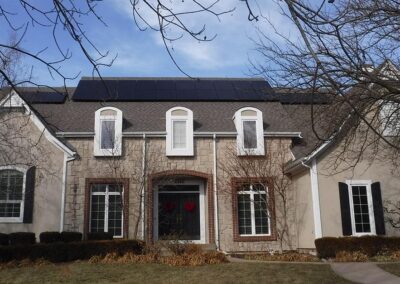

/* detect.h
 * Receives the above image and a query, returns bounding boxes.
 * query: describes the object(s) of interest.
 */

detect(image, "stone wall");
[64,136,296,252]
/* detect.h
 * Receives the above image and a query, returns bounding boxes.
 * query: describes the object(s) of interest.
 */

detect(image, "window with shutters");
[233,107,265,156]
[94,107,123,156]
[0,168,25,222]
[90,184,124,237]
[166,107,194,156]
[346,180,376,235]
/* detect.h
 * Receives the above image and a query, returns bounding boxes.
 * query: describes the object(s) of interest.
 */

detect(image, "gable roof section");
[0,91,76,157]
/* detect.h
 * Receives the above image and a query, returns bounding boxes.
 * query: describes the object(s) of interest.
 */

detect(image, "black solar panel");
[21,91,66,103]
[195,80,217,100]
[156,80,176,100]
[117,80,136,100]
[214,81,235,100]
[175,80,196,100]
[135,80,157,100]
[71,78,275,101]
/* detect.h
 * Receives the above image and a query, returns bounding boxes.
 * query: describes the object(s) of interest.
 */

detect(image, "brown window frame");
[231,177,277,242]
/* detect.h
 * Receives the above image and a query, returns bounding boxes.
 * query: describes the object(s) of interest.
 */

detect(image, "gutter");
[60,153,77,232]
[56,131,302,138]
[141,134,146,240]
[213,134,220,250]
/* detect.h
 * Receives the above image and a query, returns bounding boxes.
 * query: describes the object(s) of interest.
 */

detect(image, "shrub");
[335,251,369,262]
[88,251,227,266]
[39,232,61,243]
[315,236,400,259]
[0,239,144,263]
[87,232,113,241]
[0,233,9,246]
[60,232,82,243]
[9,232,35,246]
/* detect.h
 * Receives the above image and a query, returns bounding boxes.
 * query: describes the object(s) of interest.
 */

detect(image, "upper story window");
[233,107,265,156]
[0,168,25,222]
[94,107,123,156]
[166,107,194,156]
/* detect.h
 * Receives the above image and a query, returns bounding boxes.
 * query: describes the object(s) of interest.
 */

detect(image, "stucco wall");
[0,111,65,237]
[317,150,400,238]
[64,136,296,252]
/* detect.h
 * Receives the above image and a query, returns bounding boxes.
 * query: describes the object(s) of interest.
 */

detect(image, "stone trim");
[231,177,277,242]
[84,178,130,239]
[146,170,214,244]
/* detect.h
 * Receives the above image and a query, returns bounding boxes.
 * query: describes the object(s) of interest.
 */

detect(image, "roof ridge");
[80,76,265,81]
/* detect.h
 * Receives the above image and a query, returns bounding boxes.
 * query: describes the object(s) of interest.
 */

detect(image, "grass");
[378,263,400,277]
[0,262,352,284]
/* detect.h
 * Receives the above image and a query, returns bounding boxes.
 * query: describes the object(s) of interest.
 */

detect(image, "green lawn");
[0,262,352,284]
[378,263,400,277]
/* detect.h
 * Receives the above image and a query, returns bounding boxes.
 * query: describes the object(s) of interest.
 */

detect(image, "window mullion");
[250,192,256,235]
[104,185,109,233]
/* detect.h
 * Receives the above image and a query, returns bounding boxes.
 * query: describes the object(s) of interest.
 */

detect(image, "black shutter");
[23,166,36,223]
[371,182,386,235]
[338,182,352,236]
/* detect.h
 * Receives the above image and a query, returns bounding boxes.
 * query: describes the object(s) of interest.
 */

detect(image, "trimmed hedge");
[0,233,9,246]
[9,232,35,246]
[39,232,61,243]
[87,232,114,241]
[315,236,400,259]
[0,240,144,263]
[61,232,82,243]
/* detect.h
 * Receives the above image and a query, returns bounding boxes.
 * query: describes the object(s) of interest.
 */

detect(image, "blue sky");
[0,0,303,86]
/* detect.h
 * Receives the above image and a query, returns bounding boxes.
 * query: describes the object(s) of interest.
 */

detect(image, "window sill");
[233,234,276,242]
[0,218,23,223]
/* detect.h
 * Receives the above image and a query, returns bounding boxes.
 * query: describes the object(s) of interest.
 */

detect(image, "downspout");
[60,153,76,232]
[302,159,322,239]
[213,134,220,250]
[141,133,146,240]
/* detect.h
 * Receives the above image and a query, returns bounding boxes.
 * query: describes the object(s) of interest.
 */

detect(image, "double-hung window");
[234,107,265,156]
[90,184,124,237]
[166,107,193,156]
[94,107,123,156]
[347,180,376,235]
[0,169,25,222]
[237,184,270,236]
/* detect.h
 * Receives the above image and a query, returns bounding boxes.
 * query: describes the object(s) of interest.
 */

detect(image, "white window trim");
[166,107,194,156]
[237,186,271,237]
[233,107,265,156]
[94,107,123,156]
[89,184,124,238]
[346,180,376,236]
[0,166,27,223]
[153,178,205,244]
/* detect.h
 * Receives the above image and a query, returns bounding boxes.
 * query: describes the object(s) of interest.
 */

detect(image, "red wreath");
[163,201,176,213]
[184,201,196,212]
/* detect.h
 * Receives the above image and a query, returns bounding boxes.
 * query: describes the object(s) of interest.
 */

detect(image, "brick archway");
[146,170,214,244]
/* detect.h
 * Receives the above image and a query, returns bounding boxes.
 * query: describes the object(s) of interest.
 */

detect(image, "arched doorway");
[147,170,214,244]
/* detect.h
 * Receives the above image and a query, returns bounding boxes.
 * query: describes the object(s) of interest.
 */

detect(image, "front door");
[154,181,205,243]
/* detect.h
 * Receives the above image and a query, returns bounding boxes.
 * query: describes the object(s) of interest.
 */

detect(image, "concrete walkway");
[331,263,400,284]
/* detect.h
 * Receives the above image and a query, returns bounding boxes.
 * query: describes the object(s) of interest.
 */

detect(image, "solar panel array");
[71,79,277,101]
[20,91,66,103]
